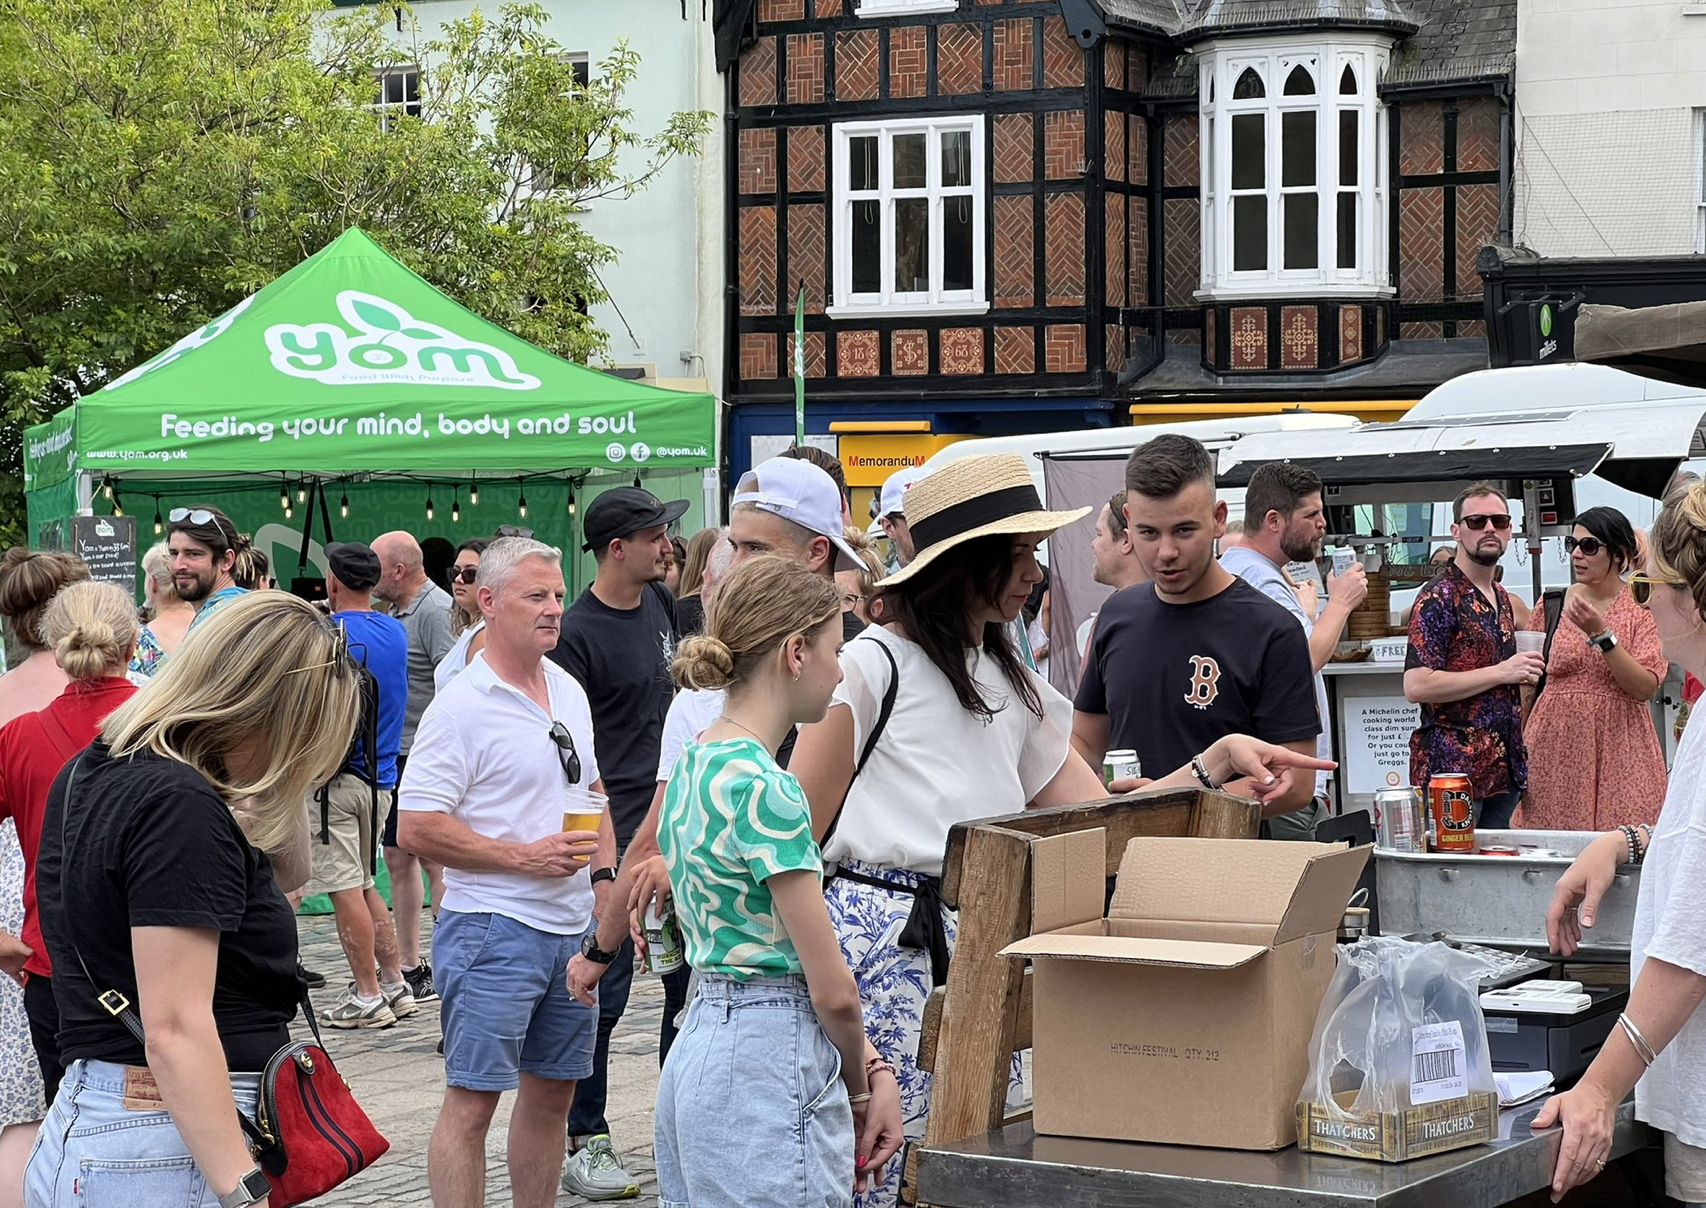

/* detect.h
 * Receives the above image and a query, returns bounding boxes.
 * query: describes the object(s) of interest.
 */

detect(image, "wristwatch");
[589,866,617,886]
[217,1167,270,1208]
[1588,631,1618,653]
[581,930,619,965]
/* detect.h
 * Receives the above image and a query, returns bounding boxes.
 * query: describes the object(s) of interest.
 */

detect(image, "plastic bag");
[1299,935,1499,1119]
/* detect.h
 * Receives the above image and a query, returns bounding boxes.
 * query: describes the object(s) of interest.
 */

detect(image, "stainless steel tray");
[1374,829,1639,959]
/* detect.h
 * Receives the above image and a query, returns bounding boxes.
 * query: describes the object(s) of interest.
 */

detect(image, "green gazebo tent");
[22,227,717,581]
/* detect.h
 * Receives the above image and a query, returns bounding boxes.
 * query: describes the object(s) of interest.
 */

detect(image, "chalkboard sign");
[71,515,138,591]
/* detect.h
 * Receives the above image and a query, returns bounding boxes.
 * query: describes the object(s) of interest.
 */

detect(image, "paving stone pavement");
[296,912,665,1207]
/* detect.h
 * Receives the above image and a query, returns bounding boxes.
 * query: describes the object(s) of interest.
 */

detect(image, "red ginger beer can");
[1427,773,1475,853]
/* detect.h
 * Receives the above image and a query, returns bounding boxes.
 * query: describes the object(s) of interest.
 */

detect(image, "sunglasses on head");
[1564,536,1603,557]
[452,566,479,584]
[167,507,232,542]
[496,525,534,539]
[284,619,359,677]
[1459,513,1512,532]
[1629,570,1686,608]
[548,721,581,785]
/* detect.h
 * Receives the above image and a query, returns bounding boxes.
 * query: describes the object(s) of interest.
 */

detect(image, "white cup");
[1515,631,1545,655]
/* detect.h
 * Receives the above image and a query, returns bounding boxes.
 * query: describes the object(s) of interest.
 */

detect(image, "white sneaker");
[560,1134,640,1200]
[380,981,418,1019]
[319,986,397,1029]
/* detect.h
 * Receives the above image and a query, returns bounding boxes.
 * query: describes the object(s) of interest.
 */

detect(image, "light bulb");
[425,494,435,522]
[112,497,123,518]
[518,492,528,519]
[102,479,113,500]
[340,492,350,519]
[452,495,461,523]
[296,484,308,504]
[567,488,577,516]
[469,482,479,506]
[280,483,290,510]
[153,504,163,535]
[284,502,293,519]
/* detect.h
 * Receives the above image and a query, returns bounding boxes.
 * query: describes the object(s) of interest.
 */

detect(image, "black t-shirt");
[675,593,706,637]
[550,581,678,846]
[36,742,301,1072]
[842,609,867,643]
[1074,579,1320,779]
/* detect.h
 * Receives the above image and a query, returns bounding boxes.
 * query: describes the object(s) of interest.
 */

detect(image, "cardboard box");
[1001,831,1369,1151]
[1296,1091,1498,1161]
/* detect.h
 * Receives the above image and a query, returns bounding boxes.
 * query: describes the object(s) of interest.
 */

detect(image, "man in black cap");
[306,542,416,1029]
[549,487,688,1200]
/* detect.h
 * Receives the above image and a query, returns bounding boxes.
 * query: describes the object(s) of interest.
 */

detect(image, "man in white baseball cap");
[728,456,865,583]
[877,464,934,568]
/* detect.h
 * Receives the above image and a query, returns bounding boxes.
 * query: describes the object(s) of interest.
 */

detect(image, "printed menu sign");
[72,515,138,591]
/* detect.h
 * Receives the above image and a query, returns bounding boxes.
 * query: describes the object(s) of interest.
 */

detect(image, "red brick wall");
[1045,193,1086,307]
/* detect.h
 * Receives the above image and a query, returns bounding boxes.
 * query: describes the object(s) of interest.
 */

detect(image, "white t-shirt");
[433,620,485,695]
[657,687,723,782]
[1632,712,1706,1148]
[824,626,1073,876]
[398,652,601,934]
[1220,546,1330,799]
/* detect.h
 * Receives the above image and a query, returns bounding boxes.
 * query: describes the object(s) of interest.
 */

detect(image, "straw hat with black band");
[879,454,1089,587]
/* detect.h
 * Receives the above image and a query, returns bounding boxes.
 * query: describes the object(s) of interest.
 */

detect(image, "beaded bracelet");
[1618,824,1642,867]
[866,1057,898,1082]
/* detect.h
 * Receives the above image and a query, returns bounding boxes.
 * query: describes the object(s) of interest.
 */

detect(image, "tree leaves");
[0,0,714,544]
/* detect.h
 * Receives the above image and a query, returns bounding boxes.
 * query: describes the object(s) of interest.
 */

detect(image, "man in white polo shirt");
[877,463,932,571]
[398,536,615,1208]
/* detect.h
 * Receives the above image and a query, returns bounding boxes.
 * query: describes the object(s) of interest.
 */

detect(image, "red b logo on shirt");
[1183,655,1221,711]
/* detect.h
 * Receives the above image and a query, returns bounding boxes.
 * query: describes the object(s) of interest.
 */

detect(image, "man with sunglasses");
[306,542,415,1028]
[1404,483,1546,828]
[398,536,613,1208]
[547,486,688,1201]
[166,505,248,633]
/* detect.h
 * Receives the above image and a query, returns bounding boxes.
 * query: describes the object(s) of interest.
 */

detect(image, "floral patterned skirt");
[0,819,46,1128]
[827,860,1024,1208]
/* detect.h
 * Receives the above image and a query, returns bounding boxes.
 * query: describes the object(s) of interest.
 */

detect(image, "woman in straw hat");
[790,453,1332,1208]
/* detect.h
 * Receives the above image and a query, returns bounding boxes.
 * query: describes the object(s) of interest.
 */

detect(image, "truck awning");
[1216,396,1706,497]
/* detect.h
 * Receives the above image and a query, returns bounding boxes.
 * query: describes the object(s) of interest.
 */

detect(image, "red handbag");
[235,1015,390,1207]
[60,758,388,1207]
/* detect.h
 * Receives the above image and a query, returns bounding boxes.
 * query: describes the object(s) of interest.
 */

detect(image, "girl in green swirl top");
[651,554,903,1208]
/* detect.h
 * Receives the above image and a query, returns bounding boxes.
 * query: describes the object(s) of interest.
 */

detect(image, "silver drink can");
[1102,749,1141,788]
[1374,787,1424,852]
[1331,546,1356,577]
[643,901,685,975]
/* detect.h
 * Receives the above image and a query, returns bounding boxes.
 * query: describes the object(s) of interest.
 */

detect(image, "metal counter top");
[915,1099,1651,1208]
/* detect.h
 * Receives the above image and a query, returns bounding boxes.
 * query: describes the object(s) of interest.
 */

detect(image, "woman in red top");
[0,581,137,1195]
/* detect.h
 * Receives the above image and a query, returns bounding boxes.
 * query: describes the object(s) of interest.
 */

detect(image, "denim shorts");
[654,973,855,1208]
[24,1060,261,1207]
[436,909,597,1091]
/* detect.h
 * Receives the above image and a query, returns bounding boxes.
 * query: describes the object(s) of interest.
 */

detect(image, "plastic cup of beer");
[562,788,608,864]
[1515,631,1545,655]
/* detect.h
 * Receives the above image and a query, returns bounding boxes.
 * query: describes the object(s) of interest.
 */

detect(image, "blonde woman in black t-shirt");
[26,592,361,1208]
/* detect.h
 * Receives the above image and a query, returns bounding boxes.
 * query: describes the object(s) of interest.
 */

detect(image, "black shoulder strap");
[822,636,899,844]
[1535,587,1567,697]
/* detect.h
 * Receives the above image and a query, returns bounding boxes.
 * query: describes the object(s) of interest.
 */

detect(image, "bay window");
[1200,38,1390,297]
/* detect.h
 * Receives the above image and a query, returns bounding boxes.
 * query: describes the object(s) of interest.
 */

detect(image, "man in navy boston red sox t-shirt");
[1070,435,1319,813]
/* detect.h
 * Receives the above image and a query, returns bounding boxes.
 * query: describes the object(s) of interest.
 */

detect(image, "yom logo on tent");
[265,291,542,391]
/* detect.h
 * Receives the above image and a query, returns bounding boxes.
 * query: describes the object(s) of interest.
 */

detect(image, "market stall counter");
[915,1098,1653,1208]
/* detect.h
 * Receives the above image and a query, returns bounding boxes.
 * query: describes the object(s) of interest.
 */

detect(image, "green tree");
[0,0,713,548]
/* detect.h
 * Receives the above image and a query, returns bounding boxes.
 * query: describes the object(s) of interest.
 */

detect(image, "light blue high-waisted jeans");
[654,972,855,1208]
[24,1059,262,1207]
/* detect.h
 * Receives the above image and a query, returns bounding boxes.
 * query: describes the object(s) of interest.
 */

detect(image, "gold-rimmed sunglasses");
[1629,571,1686,608]
[284,620,359,676]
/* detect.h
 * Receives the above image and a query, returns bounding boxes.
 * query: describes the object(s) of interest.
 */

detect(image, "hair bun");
[673,634,736,691]
[1683,482,1706,533]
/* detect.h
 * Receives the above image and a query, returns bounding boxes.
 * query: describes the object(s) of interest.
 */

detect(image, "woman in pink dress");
[1522,508,1668,830]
